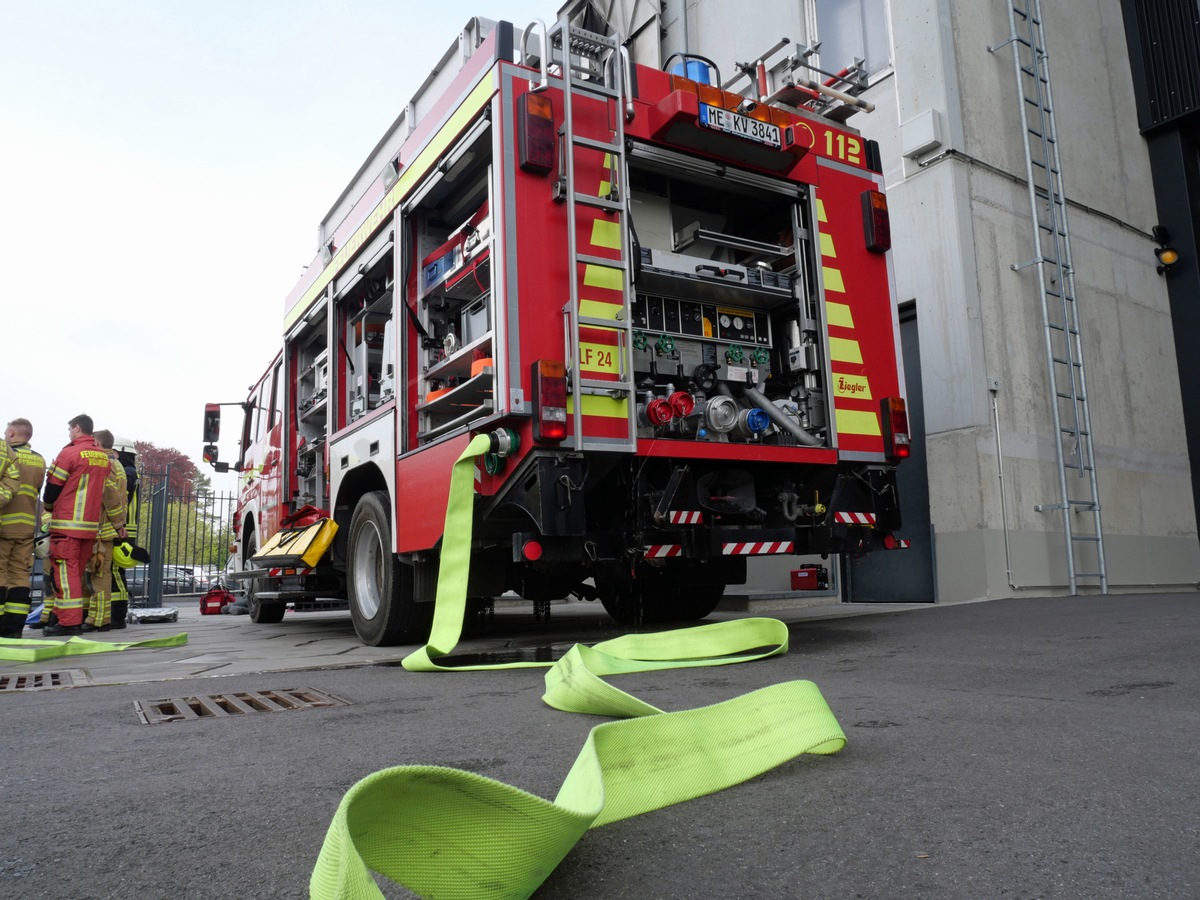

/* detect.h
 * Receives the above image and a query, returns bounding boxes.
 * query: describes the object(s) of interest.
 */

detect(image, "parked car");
[122,565,201,600]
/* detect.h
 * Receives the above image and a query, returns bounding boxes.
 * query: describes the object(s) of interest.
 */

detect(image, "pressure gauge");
[719,314,731,328]
[732,316,744,330]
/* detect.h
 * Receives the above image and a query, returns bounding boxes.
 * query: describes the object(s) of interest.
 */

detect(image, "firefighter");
[110,437,139,629]
[0,418,45,639]
[83,430,127,632]
[41,414,113,637]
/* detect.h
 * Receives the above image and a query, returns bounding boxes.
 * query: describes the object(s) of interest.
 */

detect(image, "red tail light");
[533,359,568,442]
[518,92,555,175]
[881,396,911,460]
[862,189,891,253]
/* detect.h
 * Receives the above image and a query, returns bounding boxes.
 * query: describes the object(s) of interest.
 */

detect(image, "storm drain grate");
[134,688,350,725]
[0,670,89,692]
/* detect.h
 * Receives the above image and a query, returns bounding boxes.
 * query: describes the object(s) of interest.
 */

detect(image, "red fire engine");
[202,18,910,645]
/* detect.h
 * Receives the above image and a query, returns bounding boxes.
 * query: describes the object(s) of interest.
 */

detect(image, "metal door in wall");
[844,305,936,602]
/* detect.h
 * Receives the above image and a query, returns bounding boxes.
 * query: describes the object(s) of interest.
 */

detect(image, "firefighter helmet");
[33,531,49,559]
[113,541,137,569]
[112,437,136,456]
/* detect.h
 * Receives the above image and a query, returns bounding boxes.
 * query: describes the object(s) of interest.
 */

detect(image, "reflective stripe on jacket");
[97,452,128,541]
[45,436,110,538]
[0,441,47,537]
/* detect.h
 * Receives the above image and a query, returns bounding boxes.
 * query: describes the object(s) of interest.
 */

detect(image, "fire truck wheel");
[663,579,724,621]
[347,491,432,646]
[597,562,723,626]
[244,533,286,624]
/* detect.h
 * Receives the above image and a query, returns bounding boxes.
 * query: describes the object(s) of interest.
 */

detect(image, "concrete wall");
[623,0,1200,598]
[877,0,1200,597]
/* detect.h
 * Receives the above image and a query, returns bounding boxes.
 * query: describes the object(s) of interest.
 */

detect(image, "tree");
[135,442,211,495]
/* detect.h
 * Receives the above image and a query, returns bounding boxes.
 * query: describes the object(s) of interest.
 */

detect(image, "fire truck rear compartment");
[622,158,828,448]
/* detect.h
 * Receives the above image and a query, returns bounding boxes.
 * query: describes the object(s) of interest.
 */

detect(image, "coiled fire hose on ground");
[310,435,846,899]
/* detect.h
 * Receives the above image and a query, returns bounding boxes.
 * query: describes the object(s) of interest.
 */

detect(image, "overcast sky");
[0,0,555,492]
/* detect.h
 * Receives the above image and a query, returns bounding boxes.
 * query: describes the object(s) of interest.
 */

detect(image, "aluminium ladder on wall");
[545,21,637,451]
[991,0,1108,593]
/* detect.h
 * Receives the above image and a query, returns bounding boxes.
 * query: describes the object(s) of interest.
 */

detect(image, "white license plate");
[699,104,781,149]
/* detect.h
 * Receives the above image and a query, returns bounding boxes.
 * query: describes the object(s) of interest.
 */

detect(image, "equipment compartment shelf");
[417,399,496,442]
[416,368,494,413]
[423,334,493,382]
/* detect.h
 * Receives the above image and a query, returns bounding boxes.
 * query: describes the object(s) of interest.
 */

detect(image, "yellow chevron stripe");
[823,266,845,293]
[598,153,613,199]
[826,302,854,329]
[579,299,622,320]
[591,219,621,250]
[816,199,827,223]
[819,232,836,258]
[567,395,629,418]
[836,408,881,436]
[829,337,863,364]
[584,264,624,291]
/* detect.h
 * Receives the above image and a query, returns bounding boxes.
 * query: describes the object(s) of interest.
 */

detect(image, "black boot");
[110,600,129,630]
[0,612,22,640]
[2,587,30,639]
[43,619,82,637]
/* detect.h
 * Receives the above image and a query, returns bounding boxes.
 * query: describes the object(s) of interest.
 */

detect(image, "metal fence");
[125,467,240,607]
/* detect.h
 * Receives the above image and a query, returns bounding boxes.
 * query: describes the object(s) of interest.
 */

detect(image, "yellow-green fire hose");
[310,435,846,899]
[0,631,187,662]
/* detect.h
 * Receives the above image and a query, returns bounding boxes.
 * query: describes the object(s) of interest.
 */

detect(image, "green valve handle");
[655,333,675,354]
[632,331,648,351]
[308,434,847,900]
[726,344,745,363]
[751,346,770,365]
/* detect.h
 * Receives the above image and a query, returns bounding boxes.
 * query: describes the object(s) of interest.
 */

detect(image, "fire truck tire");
[244,533,286,624]
[664,580,724,621]
[250,599,286,624]
[596,563,723,626]
[347,491,431,646]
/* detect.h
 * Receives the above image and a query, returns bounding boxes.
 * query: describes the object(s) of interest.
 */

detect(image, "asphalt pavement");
[1,592,1197,898]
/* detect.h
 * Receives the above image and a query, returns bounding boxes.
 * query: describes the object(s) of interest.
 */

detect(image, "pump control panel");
[632,295,772,347]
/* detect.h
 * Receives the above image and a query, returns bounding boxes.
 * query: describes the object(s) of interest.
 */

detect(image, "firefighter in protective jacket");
[41,415,112,636]
[83,430,127,631]
[110,437,139,628]
[0,418,46,639]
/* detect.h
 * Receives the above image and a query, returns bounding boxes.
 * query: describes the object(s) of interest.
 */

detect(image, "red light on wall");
[862,189,891,253]
[881,396,911,461]
[532,359,568,442]
[518,92,555,174]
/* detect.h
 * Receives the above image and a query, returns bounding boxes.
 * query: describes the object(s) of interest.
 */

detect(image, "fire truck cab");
[204,18,909,645]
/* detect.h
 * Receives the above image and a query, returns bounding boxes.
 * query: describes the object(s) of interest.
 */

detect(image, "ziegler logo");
[837,376,866,395]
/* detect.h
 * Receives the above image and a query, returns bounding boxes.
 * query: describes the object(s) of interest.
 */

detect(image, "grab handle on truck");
[520,19,549,93]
